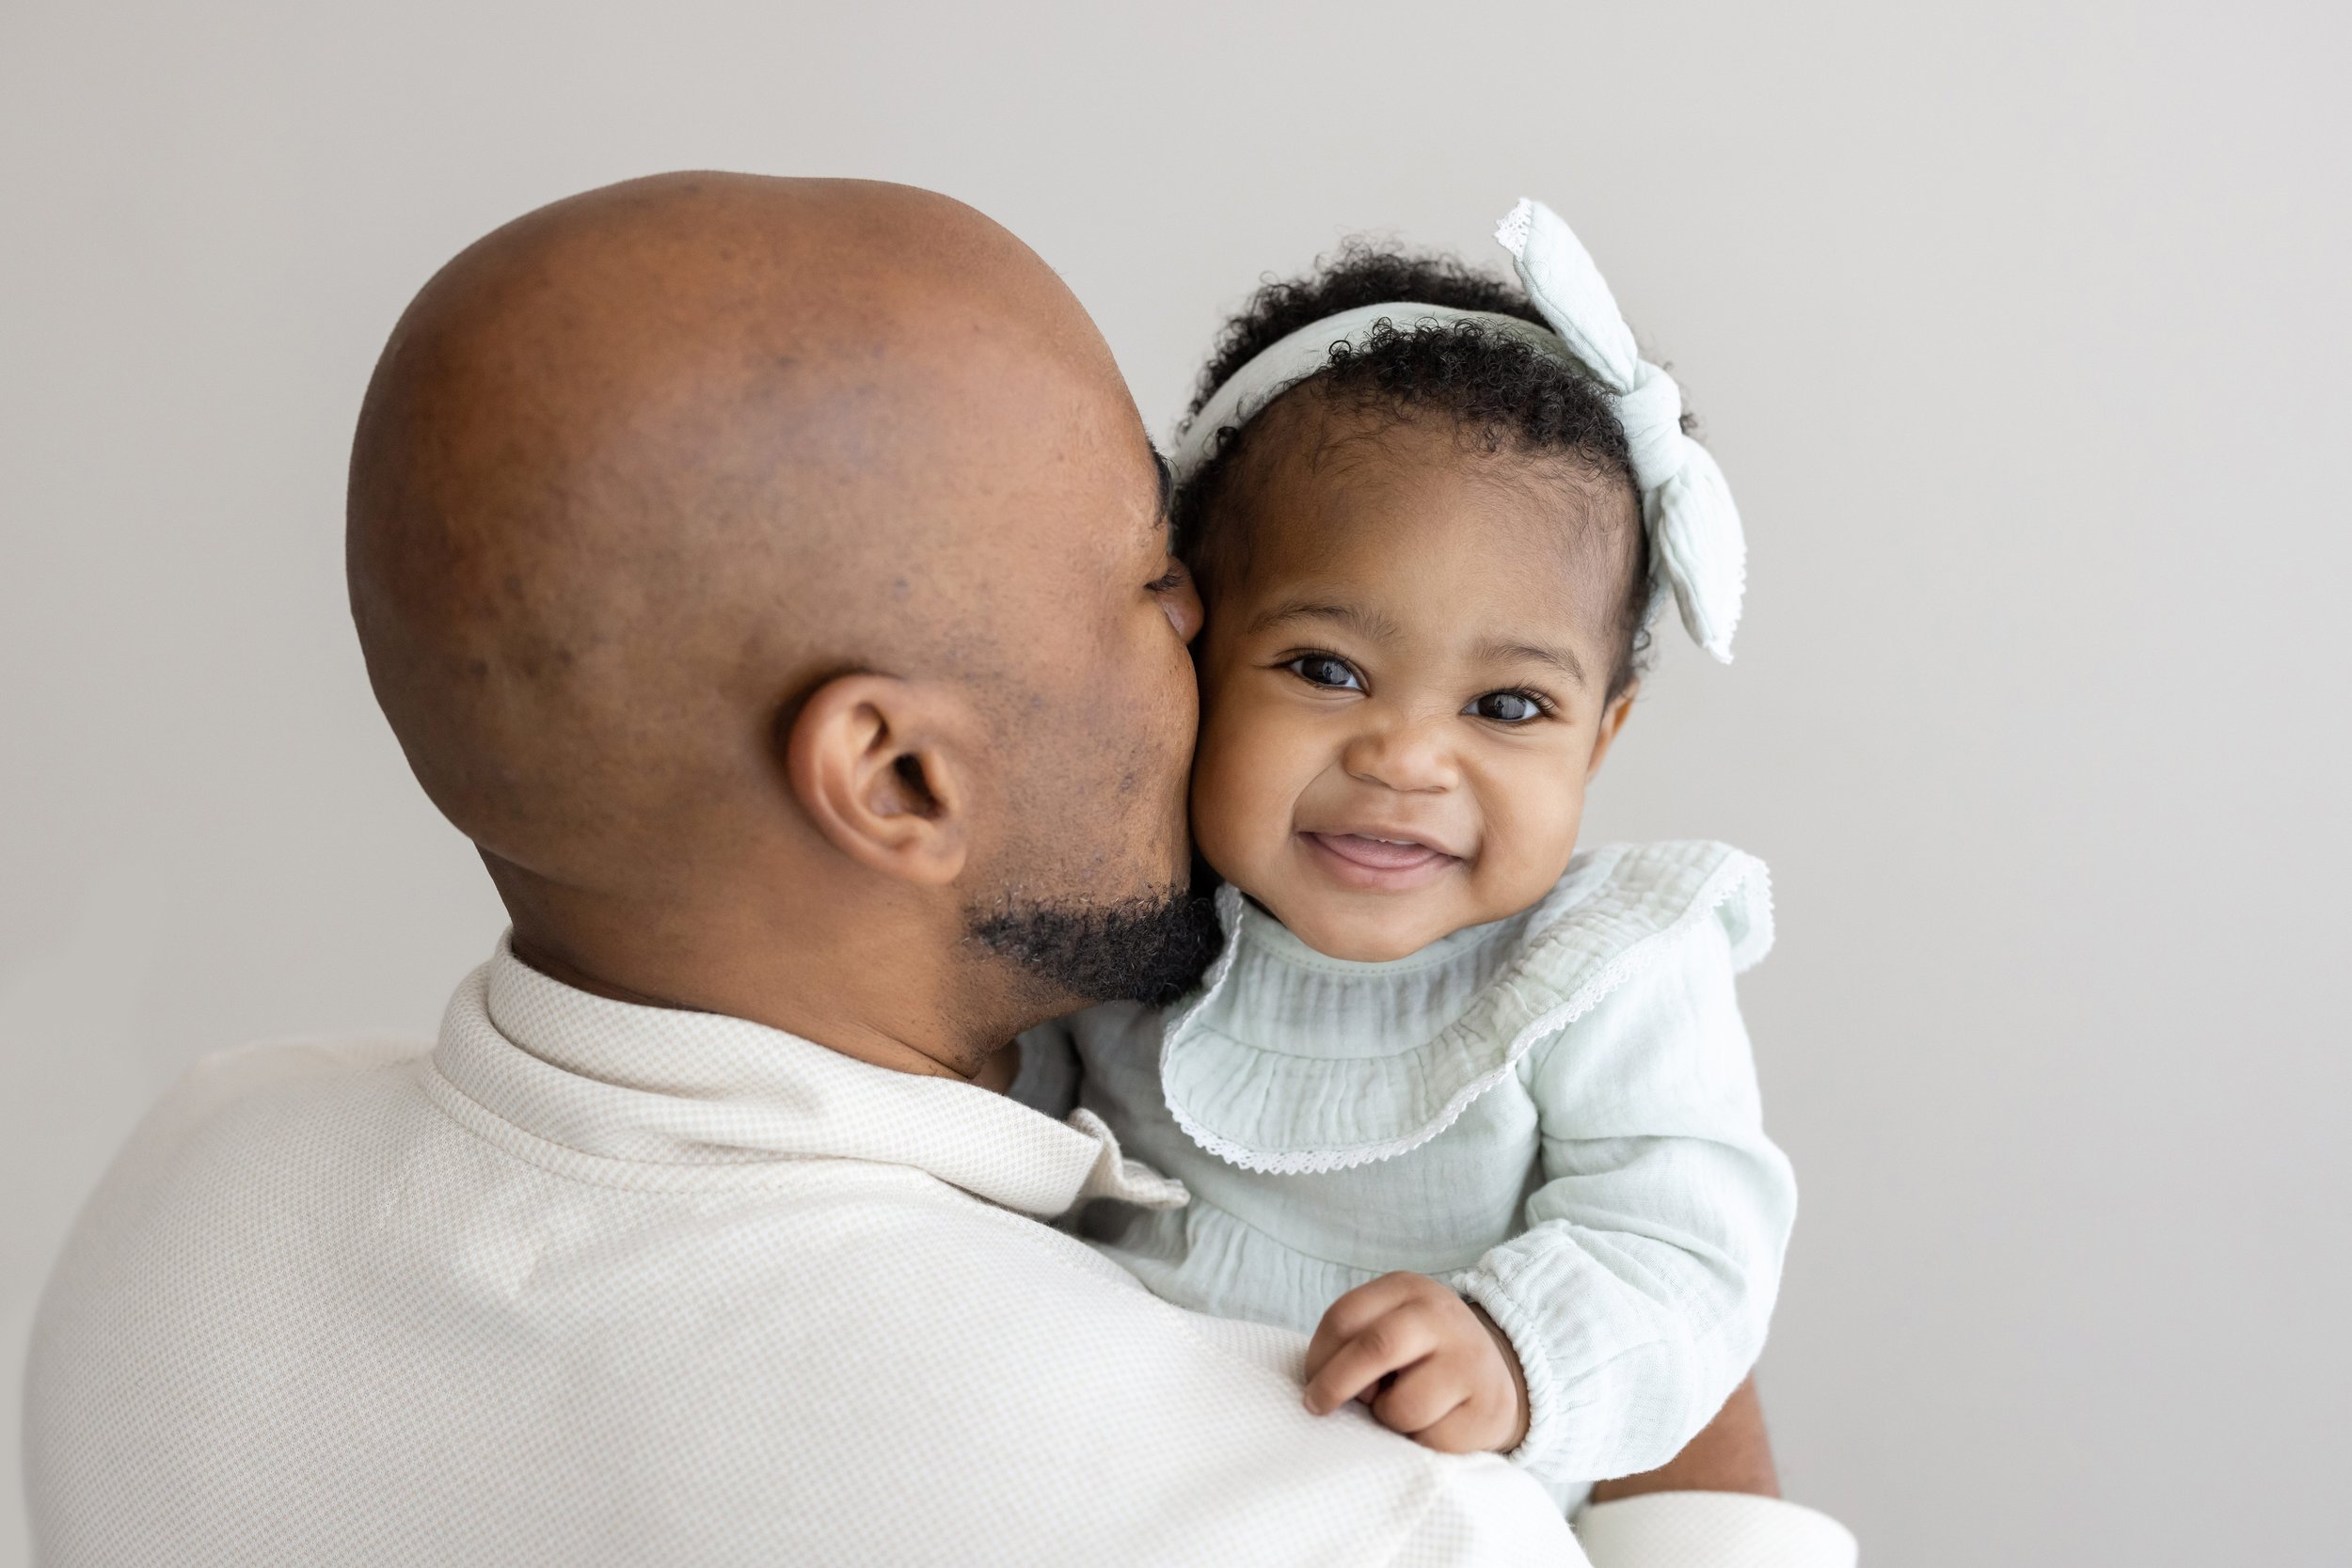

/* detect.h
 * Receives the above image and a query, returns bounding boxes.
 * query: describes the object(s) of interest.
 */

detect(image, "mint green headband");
[1172,198,1746,662]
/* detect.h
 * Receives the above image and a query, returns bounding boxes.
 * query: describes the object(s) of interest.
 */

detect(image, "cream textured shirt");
[1017,841,1798,1511]
[24,940,1584,1566]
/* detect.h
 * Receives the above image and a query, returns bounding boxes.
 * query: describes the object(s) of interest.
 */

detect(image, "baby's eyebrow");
[1251,599,1402,642]
[1474,635,1590,688]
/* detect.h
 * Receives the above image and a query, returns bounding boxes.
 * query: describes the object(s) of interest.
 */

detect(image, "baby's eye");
[1285,655,1364,692]
[1466,689,1548,723]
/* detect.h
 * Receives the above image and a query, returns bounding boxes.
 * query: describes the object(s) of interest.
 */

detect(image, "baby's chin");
[1253,886,1473,964]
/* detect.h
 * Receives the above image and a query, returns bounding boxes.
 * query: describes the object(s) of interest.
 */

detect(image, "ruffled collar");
[1159,841,1772,1175]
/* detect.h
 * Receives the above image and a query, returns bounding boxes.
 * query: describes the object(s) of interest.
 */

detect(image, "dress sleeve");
[1454,911,1798,1485]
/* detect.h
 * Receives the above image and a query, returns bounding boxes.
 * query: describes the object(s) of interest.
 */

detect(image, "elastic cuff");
[1454,1267,1561,1473]
[1574,1491,1857,1568]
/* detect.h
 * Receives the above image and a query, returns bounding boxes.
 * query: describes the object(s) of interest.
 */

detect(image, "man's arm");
[1590,1373,1779,1501]
[1576,1377,1857,1568]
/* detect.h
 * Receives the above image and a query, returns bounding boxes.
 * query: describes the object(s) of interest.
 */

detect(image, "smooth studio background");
[5,4,2346,1563]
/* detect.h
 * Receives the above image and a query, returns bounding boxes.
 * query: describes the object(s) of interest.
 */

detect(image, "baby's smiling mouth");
[1297,831,1464,889]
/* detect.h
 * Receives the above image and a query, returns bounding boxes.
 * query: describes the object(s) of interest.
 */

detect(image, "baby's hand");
[1302,1272,1529,1454]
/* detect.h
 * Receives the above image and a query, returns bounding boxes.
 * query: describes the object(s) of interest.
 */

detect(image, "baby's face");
[1189,409,1637,962]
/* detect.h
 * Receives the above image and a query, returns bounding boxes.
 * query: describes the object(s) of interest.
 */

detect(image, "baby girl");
[1015,198,1794,1513]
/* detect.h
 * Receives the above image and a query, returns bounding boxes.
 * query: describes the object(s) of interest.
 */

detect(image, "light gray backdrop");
[4,3,2346,1564]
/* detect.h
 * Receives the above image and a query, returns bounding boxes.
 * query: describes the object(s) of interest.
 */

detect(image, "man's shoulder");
[101,1034,438,1184]
[83,1031,423,1164]
[185,1034,439,1100]
[29,1035,443,1326]
[169,1033,437,1108]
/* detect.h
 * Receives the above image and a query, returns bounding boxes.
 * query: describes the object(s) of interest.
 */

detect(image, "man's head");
[348,173,1212,1075]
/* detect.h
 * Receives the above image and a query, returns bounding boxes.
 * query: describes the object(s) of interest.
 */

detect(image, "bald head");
[349,174,1205,1060]
[356,174,1125,882]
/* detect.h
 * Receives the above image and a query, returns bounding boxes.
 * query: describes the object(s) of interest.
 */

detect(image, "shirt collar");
[428,934,1183,1217]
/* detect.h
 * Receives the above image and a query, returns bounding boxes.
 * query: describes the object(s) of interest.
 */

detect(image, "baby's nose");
[1341,720,1459,793]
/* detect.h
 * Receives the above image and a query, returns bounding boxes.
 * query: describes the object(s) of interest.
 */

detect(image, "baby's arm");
[1301,1271,1528,1453]
[1457,914,1798,1483]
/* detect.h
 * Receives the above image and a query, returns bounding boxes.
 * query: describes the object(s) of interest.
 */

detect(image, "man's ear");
[784,673,983,887]
[1585,681,1638,782]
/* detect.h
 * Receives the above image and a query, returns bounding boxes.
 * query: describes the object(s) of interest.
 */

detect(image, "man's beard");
[965,880,1223,1010]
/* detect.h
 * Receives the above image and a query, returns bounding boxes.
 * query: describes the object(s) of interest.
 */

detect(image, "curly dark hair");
[1175,241,1661,697]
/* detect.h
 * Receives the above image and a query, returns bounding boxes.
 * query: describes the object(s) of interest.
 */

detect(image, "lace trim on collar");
[1158,841,1772,1175]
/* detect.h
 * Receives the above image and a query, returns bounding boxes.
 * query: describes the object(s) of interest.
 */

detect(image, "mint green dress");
[1014,840,1797,1511]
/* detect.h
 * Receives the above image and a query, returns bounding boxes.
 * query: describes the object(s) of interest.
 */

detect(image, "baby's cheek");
[1475,775,1587,911]
[1187,709,1277,886]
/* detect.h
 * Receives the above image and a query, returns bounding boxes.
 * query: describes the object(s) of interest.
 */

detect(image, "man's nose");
[1161,557,1204,644]
[1341,716,1458,794]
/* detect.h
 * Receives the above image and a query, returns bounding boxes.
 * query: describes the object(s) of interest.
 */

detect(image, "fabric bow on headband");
[1171,198,1747,662]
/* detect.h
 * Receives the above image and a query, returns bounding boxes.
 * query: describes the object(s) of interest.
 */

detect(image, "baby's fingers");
[1300,1308,1435,1417]
[1412,1397,1514,1456]
[1369,1359,1471,1438]
[1305,1273,1441,1381]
